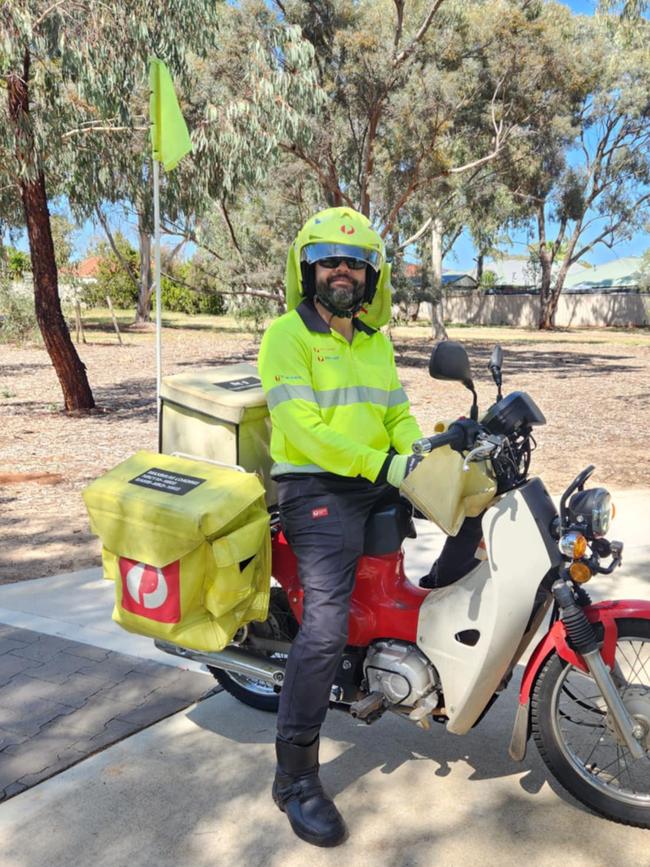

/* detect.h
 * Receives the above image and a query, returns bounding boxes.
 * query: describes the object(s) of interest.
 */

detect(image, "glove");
[386,453,423,488]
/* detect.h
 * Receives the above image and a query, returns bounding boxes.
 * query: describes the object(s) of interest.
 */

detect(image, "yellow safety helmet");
[284,207,393,328]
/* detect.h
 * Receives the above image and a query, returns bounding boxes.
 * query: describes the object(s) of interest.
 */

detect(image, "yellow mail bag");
[400,422,497,536]
[83,451,271,651]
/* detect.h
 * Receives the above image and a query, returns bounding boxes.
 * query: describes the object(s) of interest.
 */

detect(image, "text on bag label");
[129,467,206,496]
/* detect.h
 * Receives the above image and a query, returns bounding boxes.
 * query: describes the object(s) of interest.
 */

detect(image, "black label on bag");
[128,467,206,496]
[214,376,261,392]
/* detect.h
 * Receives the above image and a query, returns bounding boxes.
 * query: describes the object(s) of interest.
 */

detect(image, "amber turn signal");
[559,531,588,559]
[569,561,592,584]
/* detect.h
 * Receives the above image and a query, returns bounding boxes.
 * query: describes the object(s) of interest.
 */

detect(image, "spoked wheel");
[208,587,298,712]
[532,618,650,827]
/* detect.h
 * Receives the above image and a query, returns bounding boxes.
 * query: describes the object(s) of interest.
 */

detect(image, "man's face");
[314,260,366,312]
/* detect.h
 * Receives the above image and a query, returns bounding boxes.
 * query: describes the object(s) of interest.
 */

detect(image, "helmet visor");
[301,243,381,272]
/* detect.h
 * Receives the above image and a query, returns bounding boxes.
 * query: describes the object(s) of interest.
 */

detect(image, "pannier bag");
[83,451,271,651]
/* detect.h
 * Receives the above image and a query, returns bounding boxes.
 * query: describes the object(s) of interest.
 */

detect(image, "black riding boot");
[272,735,347,847]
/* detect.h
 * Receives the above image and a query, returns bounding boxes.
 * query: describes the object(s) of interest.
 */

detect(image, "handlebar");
[412,419,481,456]
[412,428,464,456]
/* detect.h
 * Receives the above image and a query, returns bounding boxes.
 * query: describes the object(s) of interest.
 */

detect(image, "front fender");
[508,598,650,762]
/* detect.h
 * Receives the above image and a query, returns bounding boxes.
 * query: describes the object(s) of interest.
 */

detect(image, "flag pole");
[154,157,162,452]
[149,56,192,451]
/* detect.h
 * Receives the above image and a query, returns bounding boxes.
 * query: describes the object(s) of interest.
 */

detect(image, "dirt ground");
[1,315,649,583]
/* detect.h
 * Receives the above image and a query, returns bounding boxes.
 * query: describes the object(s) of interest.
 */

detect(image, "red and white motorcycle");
[158,341,650,828]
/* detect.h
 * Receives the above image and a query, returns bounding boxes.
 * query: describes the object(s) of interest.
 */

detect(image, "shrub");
[81,235,139,308]
[152,276,226,314]
[6,248,31,279]
[0,280,40,344]
[480,270,497,291]
[198,291,226,315]
[226,294,273,336]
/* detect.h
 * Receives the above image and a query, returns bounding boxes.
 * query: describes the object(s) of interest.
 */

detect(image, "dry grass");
[1,312,649,583]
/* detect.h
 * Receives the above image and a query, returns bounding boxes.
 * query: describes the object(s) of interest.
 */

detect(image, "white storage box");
[160,363,276,504]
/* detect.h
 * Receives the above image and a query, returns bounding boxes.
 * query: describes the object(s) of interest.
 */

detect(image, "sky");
[7,0,649,273]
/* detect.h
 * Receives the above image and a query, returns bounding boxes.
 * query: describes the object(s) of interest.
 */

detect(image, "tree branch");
[399,216,433,249]
[162,269,283,304]
[571,192,650,262]
[280,141,353,207]
[62,124,147,140]
[381,173,423,237]
[160,219,225,262]
[94,206,139,289]
[219,199,245,262]
[394,0,447,67]
[33,0,70,30]
[359,105,382,216]
[448,81,509,175]
[393,0,405,52]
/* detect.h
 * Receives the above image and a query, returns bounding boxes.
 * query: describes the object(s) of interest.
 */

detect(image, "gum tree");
[0,1,219,410]
[508,13,650,328]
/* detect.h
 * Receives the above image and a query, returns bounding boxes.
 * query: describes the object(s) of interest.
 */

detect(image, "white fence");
[9,279,86,306]
[441,292,650,328]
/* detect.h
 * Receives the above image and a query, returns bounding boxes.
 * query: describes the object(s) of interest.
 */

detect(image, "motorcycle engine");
[364,640,438,707]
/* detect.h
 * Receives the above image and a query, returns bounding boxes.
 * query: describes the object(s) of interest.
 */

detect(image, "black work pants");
[276,473,399,744]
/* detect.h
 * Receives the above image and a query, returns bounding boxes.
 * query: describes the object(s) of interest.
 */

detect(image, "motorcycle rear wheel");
[208,587,297,713]
[532,617,650,828]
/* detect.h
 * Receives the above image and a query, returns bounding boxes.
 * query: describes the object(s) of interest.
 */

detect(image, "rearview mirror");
[488,345,503,372]
[429,341,473,386]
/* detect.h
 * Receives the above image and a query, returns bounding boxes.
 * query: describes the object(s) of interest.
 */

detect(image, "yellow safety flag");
[149,57,192,171]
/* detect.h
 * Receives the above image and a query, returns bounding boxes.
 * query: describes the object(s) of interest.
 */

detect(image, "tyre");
[208,586,298,712]
[531,617,650,828]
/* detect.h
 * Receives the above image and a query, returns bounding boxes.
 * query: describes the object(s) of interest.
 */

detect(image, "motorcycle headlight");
[568,488,613,538]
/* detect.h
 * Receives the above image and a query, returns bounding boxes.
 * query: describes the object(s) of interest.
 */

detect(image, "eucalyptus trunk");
[135,213,153,324]
[430,219,447,340]
[476,253,484,286]
[7,52,95,411]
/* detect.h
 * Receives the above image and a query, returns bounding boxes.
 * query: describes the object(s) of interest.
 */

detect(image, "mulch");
[1,323,649,583]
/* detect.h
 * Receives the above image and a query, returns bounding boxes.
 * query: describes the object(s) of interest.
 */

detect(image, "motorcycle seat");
[363,501,416,556]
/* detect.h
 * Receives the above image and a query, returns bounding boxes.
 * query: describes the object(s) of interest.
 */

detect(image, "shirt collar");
[296,299,377,335]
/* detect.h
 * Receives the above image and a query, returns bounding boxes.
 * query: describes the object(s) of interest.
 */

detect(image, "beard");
[315,273,365,313]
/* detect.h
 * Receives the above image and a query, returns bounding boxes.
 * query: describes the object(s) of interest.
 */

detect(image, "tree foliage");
[500,11,650,327]
[0,0,223,409]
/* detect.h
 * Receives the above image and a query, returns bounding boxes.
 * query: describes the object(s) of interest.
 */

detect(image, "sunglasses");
[317,256,368,271]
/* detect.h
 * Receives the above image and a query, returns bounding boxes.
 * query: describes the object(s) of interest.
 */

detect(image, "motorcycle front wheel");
[531,617,650,828]
[208,587,297,713]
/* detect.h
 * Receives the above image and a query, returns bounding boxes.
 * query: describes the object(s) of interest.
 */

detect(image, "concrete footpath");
[0,490,648,866]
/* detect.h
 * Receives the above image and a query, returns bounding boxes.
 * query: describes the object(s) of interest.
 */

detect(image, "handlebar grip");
[412,427,465,455]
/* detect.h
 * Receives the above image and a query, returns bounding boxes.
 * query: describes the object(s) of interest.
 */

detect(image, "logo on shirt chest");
[312,347,340,363]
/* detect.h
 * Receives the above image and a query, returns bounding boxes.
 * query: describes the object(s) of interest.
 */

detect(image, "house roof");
[75,256,102,278]
[403,263,477,286]
[483,257,588,287]
[442,272,476,286]
[563,257,643,289]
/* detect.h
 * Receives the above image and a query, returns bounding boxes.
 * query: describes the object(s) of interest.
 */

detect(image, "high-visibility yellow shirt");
[258,300,423,481]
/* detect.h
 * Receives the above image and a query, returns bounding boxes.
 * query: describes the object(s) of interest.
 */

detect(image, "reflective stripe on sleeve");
[267,384,408,411]
[266,383,318,409]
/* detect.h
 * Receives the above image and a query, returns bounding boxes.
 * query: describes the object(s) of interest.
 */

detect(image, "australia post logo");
[118,558,181,623]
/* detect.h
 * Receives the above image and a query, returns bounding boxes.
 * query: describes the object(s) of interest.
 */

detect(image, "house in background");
[11,255,100,305]
[481,257,590,293]
[442,272,478,290]
[562,257,643,293]
[403,262,477,290]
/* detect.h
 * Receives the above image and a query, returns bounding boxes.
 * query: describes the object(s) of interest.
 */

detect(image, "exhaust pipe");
[154,640,285,687]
